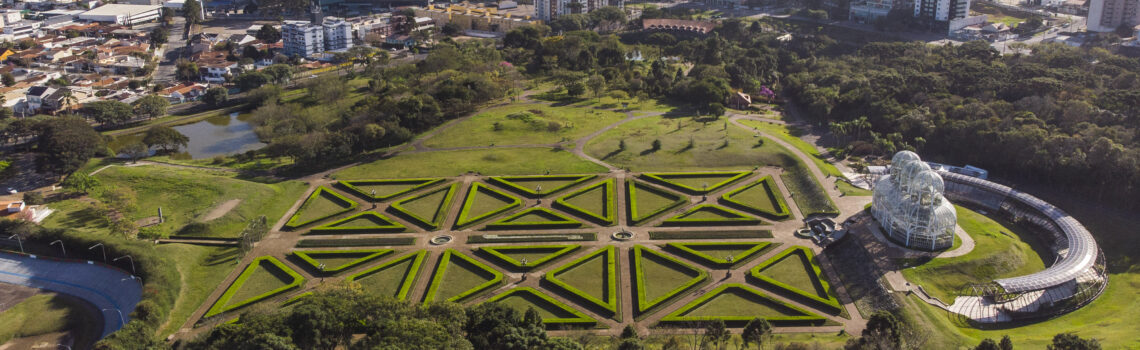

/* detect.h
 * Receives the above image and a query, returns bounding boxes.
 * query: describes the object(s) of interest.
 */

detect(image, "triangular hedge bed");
[660,204,763,226]
[626,179,688,225]
[484,207,584,230]
[640,171,752,194]
[659,283,828,326]
[480,244,580,270]
[423,249,504,304]
[292,249,393,275]
[308,211,406,234]
[483,287,598,325]
[488,175,598,197]
[286,186,358,229]
[720,175,791,220]
[338,178,445,201]
[544,245,619,315]
[554,178,616,226]
[454,183,523,229]
[665,242,773,268]
[388,183,459,230]
[346,250,429,301]
[749,246,843,314]
[205,256,305,317]
[631,245,707,315]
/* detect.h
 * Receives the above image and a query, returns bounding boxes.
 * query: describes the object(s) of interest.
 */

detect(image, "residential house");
[726,91,751,109]
[160,82,208,103]
[25,85,57,113]
[193,49,234,83]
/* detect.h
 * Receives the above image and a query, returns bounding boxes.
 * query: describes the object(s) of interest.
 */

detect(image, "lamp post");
[89,243,106,262]
[113,255,135,275]
[535,185,542,204]
[49,240,66,257]
[6,234,22,254]
[101,308,125,328]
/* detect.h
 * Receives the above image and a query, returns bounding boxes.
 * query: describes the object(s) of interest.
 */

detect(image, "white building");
[283,20,324,58]
[849,0,893,22]
[1087,0,1140,32]
[914,0,970,21]
[1,10,23,26]
[78,4,162,25]
[535,0,623,21]
[3,21,42,39]
[322,17,353,51]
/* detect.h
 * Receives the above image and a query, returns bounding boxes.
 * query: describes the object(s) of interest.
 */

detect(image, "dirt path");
[201,199,241,222]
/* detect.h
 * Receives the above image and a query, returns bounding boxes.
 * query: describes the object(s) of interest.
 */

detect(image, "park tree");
[262,64,294,84]
[133,94,170,119]
[2,73,15,86]
[203,87,228,106]
[464,303,547,350]
[566,81,586,97]
[703,320,730,350]
[143,125,189,153]
[256,24,281,43]
[150,27,168,46]
[183,0,202,25]
[1000,336,1013,350]
[1048,333,1100,350]
[36,117,105,174]
[234,71,272,91]
[120,141,149,163]
[248,84,284,107]
[175,59,199,81]
[61,172,100,194]
[742,317,773,349]
[975,339,1000,350]
[586,74,606,99]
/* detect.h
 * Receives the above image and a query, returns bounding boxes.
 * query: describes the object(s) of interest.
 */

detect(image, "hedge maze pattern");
[346,250,428,301]
[749,246,844,314]
[309,211,406,234]
[286,186,359,228]
[480,245,581,270]
[424,249,505,304]
[545,245,620,315]
[484,287,598,325]
[292,249,393,275]
[486,207,584,230]
[555,178,617,226]
[206,256,305,317]
[338,178,445,201]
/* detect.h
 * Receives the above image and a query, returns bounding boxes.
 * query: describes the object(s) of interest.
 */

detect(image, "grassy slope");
[334,148,606,179]
[424,104,626,148]
[585,116,793,172]
[156,244,239,337]
[737,120,843,177]
[0,293,81,344]
[901,206,1046,302]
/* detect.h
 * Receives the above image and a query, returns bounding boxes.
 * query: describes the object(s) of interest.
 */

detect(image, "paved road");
[154,17,188,84]
[0,252,142,338]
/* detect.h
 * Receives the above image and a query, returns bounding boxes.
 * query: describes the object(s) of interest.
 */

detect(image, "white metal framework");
[872,151,958,251]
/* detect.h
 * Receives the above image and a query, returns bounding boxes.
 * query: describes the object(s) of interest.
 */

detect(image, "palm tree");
[60,89,78,116]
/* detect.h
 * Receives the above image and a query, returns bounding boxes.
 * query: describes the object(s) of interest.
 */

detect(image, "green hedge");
[631,245,707,314]
[554,178,616,226]
[647,230,773,240]
[292,249,393,274]
[479,245,580,269]
[346,250,428,301]
[423,249,504,304]
[296,237,416,247]
[627,179,688,225]
[660,204,763,226]
[338,178,445,201]
[307,211,406,234]
[488,175,597,197]
[205,256,305,317]
[665,242,773,268]
[544,245,618,314]
[640,171,752,194]
[749,246,843,314]
[285,186,359,229]
[388,183,459,230]
[282,291,313,307]
[779,161,840,216]
[483,287,597,325]
[454,183,523,229]
[484,207,583,230]
[466,233,597,244]
[659,283,828,326]
[720,175,792,220]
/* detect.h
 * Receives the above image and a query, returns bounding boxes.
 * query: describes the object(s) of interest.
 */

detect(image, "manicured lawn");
[350,183,423,198]
[495,293,580,319]
[654,174,741,190]
[584,115,796,172]
[423,104,626,148]
[226,260,294,307]
[304,252,374,269]
[334,148,606,179]
[43,165,307,238]
[554,253,608,302]
[156,244,240,337]
[901,205,1046,302]
[493,248,566,264]
[500,211,563,223]
[685,244,757,260]
[727,180,783,213]
[683,288,805,318]
[400,189,451,223]
[292,190,355,226]
[563,183,609,217]
[463,187,517,221]
[324,214,389,228]
[757,253,824,298]
[0,293,83,344]
[673,208,737,220]
[631,184,683,219]
[836,180,871,196]
[639,253,701,302]
[738,120,843,177]
[496,178,581,194]
[355,258,416,298]
[780,159,839,216]
[431,258,497,302]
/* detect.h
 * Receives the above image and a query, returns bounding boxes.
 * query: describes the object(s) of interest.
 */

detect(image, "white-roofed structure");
[872,151,958,251]
[78,4,162,25]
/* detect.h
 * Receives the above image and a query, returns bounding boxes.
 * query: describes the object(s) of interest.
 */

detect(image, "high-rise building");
[913,0,970,21]
[283,20,324,58]
[323,17,353,51]
[534,0,623,21]
[1087,0,1140,32]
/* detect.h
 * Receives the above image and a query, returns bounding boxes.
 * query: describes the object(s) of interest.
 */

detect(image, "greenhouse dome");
[872,152,957,251]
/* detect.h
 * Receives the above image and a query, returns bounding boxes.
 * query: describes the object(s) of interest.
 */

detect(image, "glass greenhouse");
[871,151,957,251]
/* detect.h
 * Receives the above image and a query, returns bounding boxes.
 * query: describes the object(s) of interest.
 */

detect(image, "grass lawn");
[685,244,759,260]
[585,115,796,172]
[156,244,240,337]
[423,104,626,148]
[333,148,606,179]
[682,288,806,318]
[757,253,825,298]
[430,258,497,302]
[400,188,452,224]
[726,180,783,213]
[0,293,83,344]
[292,190,356,226]
[44,165,308,238]
[500,210,565,223]
[563,183,609,217]
[226,260,294,307]
[630,182,684,219]
[554,253,609,302]
[672,206,745,220]
[638,253,701,303]
[780,158,840,216]
[354,258,416,298]
[901,205,1046,302]
[654,173,741,190]
[836,180,871,196]
[495,292,580,319]
[461,186,518,222]
[495,177,585,195]
[325,213,390,228]
[305,252,374,269]
[737,120,843,177]
[494,248,566,264]
[639,333,849,349]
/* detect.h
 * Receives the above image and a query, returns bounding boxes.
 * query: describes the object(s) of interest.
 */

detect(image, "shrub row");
[285,186,359,229]
[483,287,597,325]
[544,245,618,314]
[647,230,773,240]
[484,207,583,230]
[466,232,597,244]
[281,291,313,307]
[665,242,773,268]
[479,245,581,269]
[660,204,763,226]
[659,283,828,326]
[626,179,687,225]
[749,246,843,314]
[346,250,428,301]
[640,171,752,194]
[779,163,840,216]
[388,183,459,230]
[454,183,523,229]
[307,211,406,234]
[205,256,305,317]
[719,176,792,220]
[488,174,597,197]
[423,249,504,304]
[295,237,416,247]
[338,178,445,201]
[631,245,707,314]
[292,249,393,274]
[553,178,616,226]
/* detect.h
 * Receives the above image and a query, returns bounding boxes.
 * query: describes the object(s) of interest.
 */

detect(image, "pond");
[111,112,266,160]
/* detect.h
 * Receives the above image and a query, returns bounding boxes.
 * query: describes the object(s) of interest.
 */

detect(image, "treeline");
[779,40,1140,209]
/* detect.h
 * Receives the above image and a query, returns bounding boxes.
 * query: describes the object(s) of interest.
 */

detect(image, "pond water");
[112,112,266,160]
